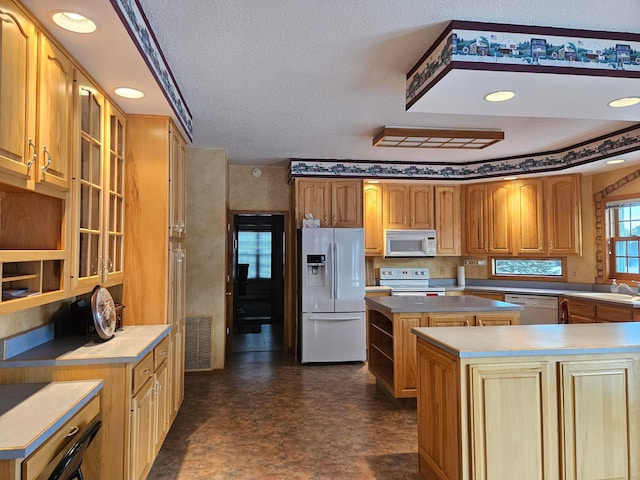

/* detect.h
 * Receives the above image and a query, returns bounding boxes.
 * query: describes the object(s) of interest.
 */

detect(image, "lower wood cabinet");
[567,297,640,323]
[416,340,640,480]
[366,306,520,399]
[0,329,176,480]
[20,394,101,480]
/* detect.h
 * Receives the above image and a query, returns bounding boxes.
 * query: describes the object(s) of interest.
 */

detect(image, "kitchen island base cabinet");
[366,296,521,399]
[415,336,640,480]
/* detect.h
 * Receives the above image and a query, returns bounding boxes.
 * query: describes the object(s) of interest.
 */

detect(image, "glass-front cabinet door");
[74,71,104,290]
[105,102,125,285]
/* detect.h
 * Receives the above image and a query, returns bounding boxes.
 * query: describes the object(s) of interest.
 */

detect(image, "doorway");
[231,214,285,353]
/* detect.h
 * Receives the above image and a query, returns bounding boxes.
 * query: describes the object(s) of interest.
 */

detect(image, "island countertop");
[412,322,640,358]
[0,325,170,368]
[365,295,524,313]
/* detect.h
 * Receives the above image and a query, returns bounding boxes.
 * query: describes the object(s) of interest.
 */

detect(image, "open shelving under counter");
[365,296,522,399]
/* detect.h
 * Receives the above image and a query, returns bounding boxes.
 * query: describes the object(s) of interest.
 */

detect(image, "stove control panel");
[379,268,430,280]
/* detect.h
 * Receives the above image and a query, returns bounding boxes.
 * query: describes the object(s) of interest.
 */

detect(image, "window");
[237,231,272,279]
[607,200,640,276]
[493,258,563,278]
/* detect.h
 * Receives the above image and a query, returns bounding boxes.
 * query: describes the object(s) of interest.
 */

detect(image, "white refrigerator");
[299,228,366,363]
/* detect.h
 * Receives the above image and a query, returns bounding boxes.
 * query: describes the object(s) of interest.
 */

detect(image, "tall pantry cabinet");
[123,115,186,422]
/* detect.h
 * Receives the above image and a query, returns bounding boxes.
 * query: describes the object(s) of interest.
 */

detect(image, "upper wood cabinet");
[383,184,434,230]
[71,72,125,293]
[0,0,37,187]
[434,185,461,255]
[513,178,544,255]
[464,174,582,256]
[464,182,512,255]
[546,175,581,255]
[35,34,73,192]
[169,124,186,238]
[294,178,362,228]
[0,2,72,195]
[363,183,383,256]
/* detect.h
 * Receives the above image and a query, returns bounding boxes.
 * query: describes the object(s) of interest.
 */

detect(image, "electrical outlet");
[438,266,445,276]
[571,269,577,279]
[479,267,486,277]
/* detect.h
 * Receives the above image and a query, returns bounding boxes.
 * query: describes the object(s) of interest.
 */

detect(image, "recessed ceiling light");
[608,97,640,108]
[51,11,97,34]
[484,91,516,102]
[605,159,626,165]
[115,87,145,99]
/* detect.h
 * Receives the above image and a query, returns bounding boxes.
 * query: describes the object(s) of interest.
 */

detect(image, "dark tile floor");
[150,352,421,479]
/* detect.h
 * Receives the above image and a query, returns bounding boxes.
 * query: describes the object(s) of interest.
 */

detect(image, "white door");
[333,228,365,313]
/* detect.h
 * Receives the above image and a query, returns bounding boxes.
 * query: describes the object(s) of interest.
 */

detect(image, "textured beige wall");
[228,165,290,211]
[186,147,228,369]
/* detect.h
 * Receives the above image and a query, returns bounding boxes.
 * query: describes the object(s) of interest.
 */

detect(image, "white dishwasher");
[504,294,559,325]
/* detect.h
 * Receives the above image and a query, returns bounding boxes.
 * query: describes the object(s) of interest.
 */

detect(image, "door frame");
[225,210,293,356]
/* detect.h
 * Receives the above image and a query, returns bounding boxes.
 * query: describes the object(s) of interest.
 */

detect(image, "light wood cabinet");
[467,291,504,301]
[559,359,639,480]
[383,184,434,230]
[416,337,640,480]
[486,181,512,254]
[464,182,511,254]
[363,183,383,255]
[546,175,581,255]
[567,296,639,323]
[0,0,37,189]
[35,34,73,193]
[169,125,186,238]
[294,178,362,228]
[16,394,101,480]
[71,72,125,292]
[434,185,461,255]
[367,304,520,399]
[124,115,186,435]
[0,1,72,195]
[513,178,544,255]
[464,174,582,256]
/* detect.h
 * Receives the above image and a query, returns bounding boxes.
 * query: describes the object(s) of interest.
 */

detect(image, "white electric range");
[377,267,445,296]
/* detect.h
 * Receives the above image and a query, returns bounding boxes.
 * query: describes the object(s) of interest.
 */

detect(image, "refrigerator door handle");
[308,315,362,322]
[334,242,340,299]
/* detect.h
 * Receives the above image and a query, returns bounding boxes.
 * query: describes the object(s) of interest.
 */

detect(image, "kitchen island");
[412,323,640,480]
[365,295,522,398]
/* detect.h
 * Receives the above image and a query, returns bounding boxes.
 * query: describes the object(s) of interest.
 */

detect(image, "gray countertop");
[412,323,640,358]
[0,325,171,368]
[365,295,524,313]
[0,380,103,460]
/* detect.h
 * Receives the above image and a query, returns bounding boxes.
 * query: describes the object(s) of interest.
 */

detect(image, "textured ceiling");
[22,0,640,172]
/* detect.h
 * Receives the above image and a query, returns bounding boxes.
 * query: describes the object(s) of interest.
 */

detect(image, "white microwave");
[385,229,437,257]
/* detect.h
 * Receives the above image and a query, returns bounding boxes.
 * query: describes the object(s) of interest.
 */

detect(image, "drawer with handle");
[132,351,154,394]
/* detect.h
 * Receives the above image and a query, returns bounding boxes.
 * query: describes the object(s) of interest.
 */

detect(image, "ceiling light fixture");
[484,90,516,102]
[605,159,626,165]
[373,127,504,149]
[114,87,145,99]
[51,11,97,34]
[608,97,640,108]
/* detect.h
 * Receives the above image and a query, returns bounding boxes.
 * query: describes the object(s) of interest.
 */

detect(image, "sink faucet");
[616,281,640,295]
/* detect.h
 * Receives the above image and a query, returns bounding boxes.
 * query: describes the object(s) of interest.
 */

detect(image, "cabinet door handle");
[41,145,52,173]
[477,319,484,326]
[27,138,37,172]
[142,368,151,375]
[463,319,470,327]
[65,426,80,438]
[332,214,336,225]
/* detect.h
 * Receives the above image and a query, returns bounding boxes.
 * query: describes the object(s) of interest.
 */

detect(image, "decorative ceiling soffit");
[290,124,640,180]
[109,0,193,141]
[406,20,640,111]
